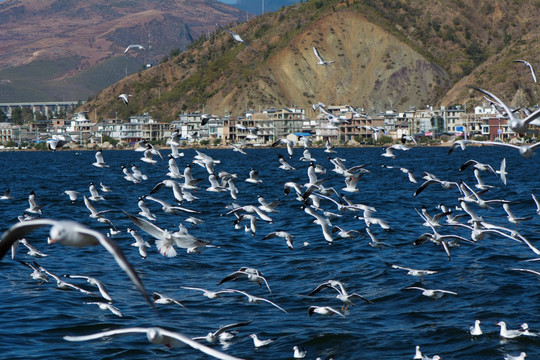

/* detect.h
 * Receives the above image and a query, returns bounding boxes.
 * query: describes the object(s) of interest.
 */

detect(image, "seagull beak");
[48,237,56,244]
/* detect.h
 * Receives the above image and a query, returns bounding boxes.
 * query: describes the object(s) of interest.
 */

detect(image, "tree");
[11,107,33,125]
[0,109,7,122]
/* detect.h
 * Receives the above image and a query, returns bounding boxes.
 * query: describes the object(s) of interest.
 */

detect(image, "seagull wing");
[0,219,57,259]
[122,211,168,240]
[313,47,324,62]
[76,225,153,308]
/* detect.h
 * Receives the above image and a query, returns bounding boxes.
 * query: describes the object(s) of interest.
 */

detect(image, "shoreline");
[0,142,458,152]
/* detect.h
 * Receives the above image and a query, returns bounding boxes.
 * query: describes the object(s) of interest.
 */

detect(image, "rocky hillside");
[69,0,540,120]
[0,0,246,102]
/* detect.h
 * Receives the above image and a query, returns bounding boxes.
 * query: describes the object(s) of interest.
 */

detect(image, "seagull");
[124,44,145,54]
[469,87,540,134]
[532,192,540,215]
[313,46,335,66]
[131,164,148,182]
[26,191,43,214]
[63,327,244,360]
[137,196,157,221]
[413,175,460,197]
[366,228,393,249]
[83,196,112,223]
[150,179,184,204]
[245,168,262,184]
[519,323,538,337]
[496,158,508,185]
[324,140,336,153]
[384,262,438,281]
[216,23,258,54]
[0,219,153,307]
[293,345,307,358]
[505,352,527,360]
[38,266,96,296]
[62,190,80,203]
[19,238,49,257]
[127,227,151,259]
[145,195,200,215]
[84,302,123,317]
[308,279,373,306]
[123,211,209,257]
[405,286,457,299]
[0,188,12,200]
[278,154,296,171]
[503,203,533,226]
[92,149,109,168]
[470,320,483,336]
[88,183,105,201]
[100,182,112,193]
[272,138,295,158]
[227,289,287,313]
[153,292,185,308]
[231,143,247,155]
[514,59,536,83]
[141,146,158,164]
[192,321,252,344]
[64,274,112,302]
[18,260,49,284]
[308,306,345,317]
[414,345,423,360]
[180,286,236,299]
[249,334,277,348]
[465,139,540,158]
[262,231,295,250]
[303,206,334,243]
[118,93,132,105]
[218,267,272,294]
[257,195,280,213]
[496,321,524,339]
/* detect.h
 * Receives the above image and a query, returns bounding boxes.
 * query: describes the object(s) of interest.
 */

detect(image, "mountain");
[0,0,247,102]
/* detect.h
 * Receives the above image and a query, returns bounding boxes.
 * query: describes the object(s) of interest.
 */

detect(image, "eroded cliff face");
[193,10,449,117]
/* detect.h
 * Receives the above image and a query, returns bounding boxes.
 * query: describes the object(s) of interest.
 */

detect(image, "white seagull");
[92,149,109,168]
[216,23,258,55]
[470,320,483,336]
[514,59,536,83]
[118,93,132,105]
[313,46,335,66]
[405,286,457,300]
[63,327,244,360]
[124,44,145,54]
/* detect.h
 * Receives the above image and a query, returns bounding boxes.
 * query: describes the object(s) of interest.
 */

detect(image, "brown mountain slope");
[80,0,540,120]
[0,0,246,101]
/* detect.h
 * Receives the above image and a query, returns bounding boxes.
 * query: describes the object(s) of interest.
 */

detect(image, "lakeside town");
[0,100,538,150]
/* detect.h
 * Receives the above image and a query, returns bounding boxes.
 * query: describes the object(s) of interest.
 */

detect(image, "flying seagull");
[118,93,132,105]
[313,47,335,66]
[124,44,145,54]
[64,327,244,360]
[514,59,537,83]
[216,23,258,55]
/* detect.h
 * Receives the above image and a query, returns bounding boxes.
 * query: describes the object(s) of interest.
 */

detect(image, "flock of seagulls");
[2,20,540,356]
[1,132,538,359]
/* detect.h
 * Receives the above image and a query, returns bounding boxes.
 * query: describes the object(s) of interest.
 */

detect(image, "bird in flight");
[216,23,258,55]
[124,44,145,54]
[118,93,132,105]
[313,46,335,66]
[514,59,537,83]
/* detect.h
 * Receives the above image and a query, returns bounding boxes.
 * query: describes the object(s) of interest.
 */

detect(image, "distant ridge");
[80,0,540,121]
[0,0,246,102]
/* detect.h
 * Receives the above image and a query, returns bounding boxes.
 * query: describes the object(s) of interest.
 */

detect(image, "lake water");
[0,146,539,359]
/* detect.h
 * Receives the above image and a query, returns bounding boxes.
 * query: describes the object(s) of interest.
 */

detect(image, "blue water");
[0,146,538,359]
